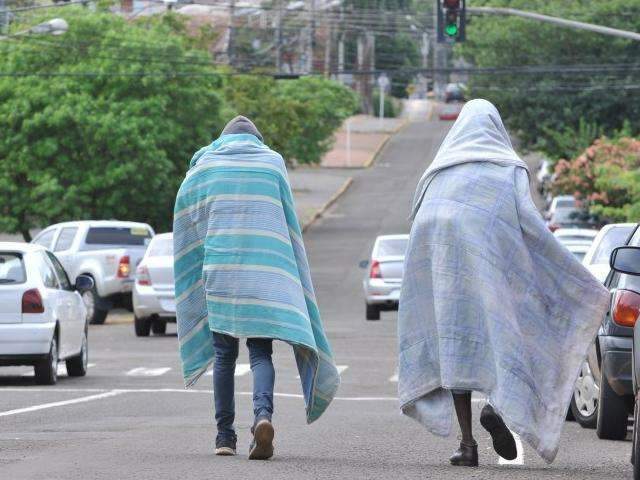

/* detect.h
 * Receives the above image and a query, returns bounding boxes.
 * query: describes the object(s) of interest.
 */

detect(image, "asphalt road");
[0,118,633,479]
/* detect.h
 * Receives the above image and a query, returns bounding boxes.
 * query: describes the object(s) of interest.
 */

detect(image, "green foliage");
[372,91,398,118]
[457,0,640,157]
[224,75,359,164]
[541,119,602,162]
[0,9,224,239]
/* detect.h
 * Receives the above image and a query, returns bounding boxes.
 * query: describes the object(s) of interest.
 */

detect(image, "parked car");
[554,228,598,248]
[438,102,464,121]
[444,82,465,103]
[31,221,154,325]
[536,159,553,194]
[583,224,640,440]
[583,223,636,283]
[361,234,408,321]
[133,233,175,337]
[566,244,591,263]
[0,242,93,384]
[627,248,640,477]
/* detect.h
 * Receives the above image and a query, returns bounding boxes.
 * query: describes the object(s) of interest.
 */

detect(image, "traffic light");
[437,0,466,43]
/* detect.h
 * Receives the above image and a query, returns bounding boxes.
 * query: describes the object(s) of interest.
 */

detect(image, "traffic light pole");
[468,6,640,42]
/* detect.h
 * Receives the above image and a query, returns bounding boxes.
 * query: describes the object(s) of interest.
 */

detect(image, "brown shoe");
[449,441,479,467]
[248,418,274,460]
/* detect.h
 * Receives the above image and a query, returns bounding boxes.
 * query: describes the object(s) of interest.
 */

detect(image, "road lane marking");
[0,390,123,417]
[126,367,171,377]
[204,363,251,377]
[498,431,524,466]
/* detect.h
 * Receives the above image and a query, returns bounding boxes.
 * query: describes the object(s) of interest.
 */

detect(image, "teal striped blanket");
[173,133,340,423]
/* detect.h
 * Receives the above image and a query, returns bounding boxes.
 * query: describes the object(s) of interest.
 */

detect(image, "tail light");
[370,260,382,279]
[136,265,151,286]
[612,289,640,328]
[22,289,44,314]
[117,256,131,278]
[548,224,560,233]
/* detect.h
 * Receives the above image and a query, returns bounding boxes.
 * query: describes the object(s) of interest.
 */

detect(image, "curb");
[301,177,354,233]
[362,120,409,169]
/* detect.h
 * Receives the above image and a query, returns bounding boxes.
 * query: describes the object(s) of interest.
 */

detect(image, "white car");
[361,234,408,321]
[554,228,598,248]
[0,243,93,384]
[32,220,154,324]
[566,244,591,263]
[583,223,636,283]
[133,233,175,336]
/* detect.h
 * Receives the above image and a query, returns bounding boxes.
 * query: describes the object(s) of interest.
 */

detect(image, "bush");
[553,137,640,222]
[224,75,359,164]
[372,91,398,118]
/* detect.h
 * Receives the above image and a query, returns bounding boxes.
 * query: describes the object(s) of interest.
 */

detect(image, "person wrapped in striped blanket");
[173,116,340,460]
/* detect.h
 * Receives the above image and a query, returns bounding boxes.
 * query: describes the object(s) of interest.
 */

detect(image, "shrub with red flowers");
[553,137,640,222]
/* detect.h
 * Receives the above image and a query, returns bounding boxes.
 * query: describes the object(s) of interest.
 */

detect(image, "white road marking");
[498,431,524,466]
[204,363,251,377]
[126,367,171,377]
[0,390,123,417]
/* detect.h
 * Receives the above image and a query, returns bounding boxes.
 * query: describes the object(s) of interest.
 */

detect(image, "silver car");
[132,233,175,337]
[361,234,408,320]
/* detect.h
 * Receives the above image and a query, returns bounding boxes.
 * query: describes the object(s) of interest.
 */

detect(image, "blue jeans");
[212,332,275,441]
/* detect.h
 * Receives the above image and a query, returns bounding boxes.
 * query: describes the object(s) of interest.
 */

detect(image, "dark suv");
[595,224,640,440]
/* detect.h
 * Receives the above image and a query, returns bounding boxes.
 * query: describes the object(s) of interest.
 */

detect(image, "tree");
[457,0,640,158]
[0,9,224,239]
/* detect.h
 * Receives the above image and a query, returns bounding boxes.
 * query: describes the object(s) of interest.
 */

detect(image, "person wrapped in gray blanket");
[399,99,609,467]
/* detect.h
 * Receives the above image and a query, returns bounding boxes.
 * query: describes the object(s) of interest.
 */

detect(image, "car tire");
[66,329,88,377]
[366,304,380,321]
[134,316,151,337]
[571,361,599,429]
[83,285,108,325]
[151,319,167,335]
[35,336,58,385]
[633,397,640,478]
[596,367,629,440]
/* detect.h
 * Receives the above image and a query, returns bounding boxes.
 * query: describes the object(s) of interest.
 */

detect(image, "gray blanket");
[399,100,609,462]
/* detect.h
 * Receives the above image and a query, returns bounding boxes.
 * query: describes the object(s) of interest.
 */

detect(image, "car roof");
[567,244,590,253]
[42,220,152,229]
[0,242,46,253]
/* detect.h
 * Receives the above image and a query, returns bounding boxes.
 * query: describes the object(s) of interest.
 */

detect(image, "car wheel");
[35,336,58,385]
[596,367,629,440]
[82,285,108,325]
[633,396,640,478]
[571,361,599,429]
[134,316,151,337]
[151,319,167,335]
[366,303,380,321]
[66,329,88,377]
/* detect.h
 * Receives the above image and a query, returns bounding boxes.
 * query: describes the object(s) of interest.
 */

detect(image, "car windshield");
[85,227,152,247]
[148,237,173,257]
[0,253,26,284]
[555,199,575,209]
[553,208,580,222]
[571,251,586,262]
[376,238,408,257]
[592,226,635,264]
[558,235,593,244]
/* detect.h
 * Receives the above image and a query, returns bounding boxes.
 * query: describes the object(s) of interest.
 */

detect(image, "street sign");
[377,73,390,93]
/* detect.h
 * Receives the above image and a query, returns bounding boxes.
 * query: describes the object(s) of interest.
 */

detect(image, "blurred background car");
[361,234,408,321]
[438,102,464,121]
[545,195,599,232]
[133,233,175,337]
[566,244,591,263]
[32,220,154,325]
[583,223,636,283]
[444,82,466,103]
[0,242,93,384]
[554,228,598,248]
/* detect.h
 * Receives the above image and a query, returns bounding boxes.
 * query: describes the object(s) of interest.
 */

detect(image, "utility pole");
[228,0,235,67]
[307,0,315,74]
[324,13,332,77]
[275,0,283,73]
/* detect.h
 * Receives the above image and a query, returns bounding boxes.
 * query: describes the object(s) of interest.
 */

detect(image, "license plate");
[160,299,176,313]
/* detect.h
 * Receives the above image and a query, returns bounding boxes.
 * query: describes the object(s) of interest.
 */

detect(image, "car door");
[35,253,65,351]
[46,252,85,358]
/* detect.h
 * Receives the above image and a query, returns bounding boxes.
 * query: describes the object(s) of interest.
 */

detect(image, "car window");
[32,229,56,249]
[592,226,635,264]
[54,227,78,252]
[84,226,152,247]
[0,253,26,284]
[148,237,173,257]
[376,239,408,257]
[37,253,59,289]
[46,252,72,291]
[555,199,575,209]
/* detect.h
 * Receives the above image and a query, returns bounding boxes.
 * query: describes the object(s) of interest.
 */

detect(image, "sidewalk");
[321,115,406,168]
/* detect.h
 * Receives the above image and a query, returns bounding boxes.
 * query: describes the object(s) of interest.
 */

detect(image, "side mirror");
[359,260,369,269]
[75,274,94,293]
[610,247,640,276]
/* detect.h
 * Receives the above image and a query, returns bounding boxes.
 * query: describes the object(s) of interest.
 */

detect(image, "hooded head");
[409,99,528,220]
[221,115,264,142]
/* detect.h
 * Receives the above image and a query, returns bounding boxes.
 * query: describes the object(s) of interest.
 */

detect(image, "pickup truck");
[31,221,154,324]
